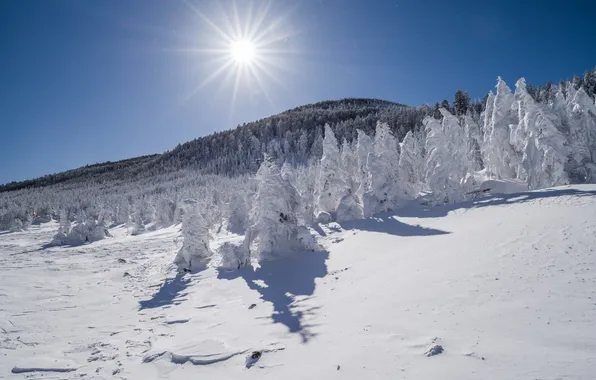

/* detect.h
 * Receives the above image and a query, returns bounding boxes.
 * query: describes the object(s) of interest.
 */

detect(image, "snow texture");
[2,185,596,380]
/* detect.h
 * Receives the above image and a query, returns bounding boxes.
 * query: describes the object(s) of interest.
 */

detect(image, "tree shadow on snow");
[395,188,596,219]
[339,215,450,236]
[217,250,329,343]
[138,274,191,310]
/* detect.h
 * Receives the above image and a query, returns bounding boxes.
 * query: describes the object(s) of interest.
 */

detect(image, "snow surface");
[2,185,596,379]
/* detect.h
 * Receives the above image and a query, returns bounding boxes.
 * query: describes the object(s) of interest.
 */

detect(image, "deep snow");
[1,185,596,379]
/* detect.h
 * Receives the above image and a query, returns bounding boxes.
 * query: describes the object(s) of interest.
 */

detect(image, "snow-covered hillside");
[2,185,595,379]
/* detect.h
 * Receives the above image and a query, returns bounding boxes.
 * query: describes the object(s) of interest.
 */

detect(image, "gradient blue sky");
[1,0,595,184]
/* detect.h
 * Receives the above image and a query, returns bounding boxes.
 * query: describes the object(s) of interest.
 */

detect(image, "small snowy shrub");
[215,241,249,269]
[64,218,110,245]
[9,219,23,232]
[335,193,363,222]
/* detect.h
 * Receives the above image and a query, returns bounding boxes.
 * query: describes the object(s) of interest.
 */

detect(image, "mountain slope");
[2,184,595,379]
[0,98,417,192]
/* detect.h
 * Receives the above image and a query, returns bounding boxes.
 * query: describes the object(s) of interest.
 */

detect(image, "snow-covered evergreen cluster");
[2,73,596,270]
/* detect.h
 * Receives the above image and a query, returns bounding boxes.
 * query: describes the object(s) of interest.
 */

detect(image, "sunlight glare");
[230,40,256,63]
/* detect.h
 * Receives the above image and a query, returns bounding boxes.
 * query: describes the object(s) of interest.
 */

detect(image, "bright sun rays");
[230,39,256,64]
[178,0,297,114]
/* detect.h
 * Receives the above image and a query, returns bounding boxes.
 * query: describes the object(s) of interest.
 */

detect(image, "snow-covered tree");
[294,163,319,226]
[173,200,213,272]
[568,87,596,180]
[398,130,424,200]
[226,195,249,234]
[441,109,470,182]
[50,210,71,246]
[336,192,364,222]
[424,115,464,204]
[215,241,249,269]
[362,122,402,214]
[515,78,569,189]
[481,90,495,161]
[340,139,359,195]
[463,115,483,171]
[56,215,110,246]
[9,218,23,233]
[355,129,373,200]
[485,77,519,179]
[315,125,349,221]
[244,157,316,262]
[156,198,176,228]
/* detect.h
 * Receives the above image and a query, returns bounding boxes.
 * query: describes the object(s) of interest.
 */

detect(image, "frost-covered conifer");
[315,125,349,220]
[485,77,519,179]
[398,130,424,200]
[361,123,402,215]
[424,115,463,204]
[515,78,569,189]
[173,200,212,272]
[244,156,315,261]
[355,129,373,200]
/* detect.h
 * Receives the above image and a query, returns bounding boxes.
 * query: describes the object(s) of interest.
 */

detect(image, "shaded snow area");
[2,185,596,379]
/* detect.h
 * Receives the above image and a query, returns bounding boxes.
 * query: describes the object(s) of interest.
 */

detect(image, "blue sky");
[1,0,595,184]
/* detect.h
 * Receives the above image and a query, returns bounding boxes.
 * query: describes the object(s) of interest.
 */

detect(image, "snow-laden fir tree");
[355,129,373,201]
[567,87,596,181]
[424,115,464,204]
[484,77,519,179]
[340,138,359,195]
[156,198,176,228]
[515,78,569,189]
[9,218,23,233]
[398,130,424,200]
[440,108,471,186]
[481,91,496,161]
[281,161,295,183]
[62,215,110,245]
[315,125,349,222]
[226,194,249,234]
[335,138,363,222]
[50,210,71,246]
[173,200,213,272]
[294,163,319,226]
[463,115,483,171]
[244,156,317,262]
[362,122,401,215]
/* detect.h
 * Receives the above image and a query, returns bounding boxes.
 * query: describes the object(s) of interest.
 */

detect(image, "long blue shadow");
[395,188,596,219]
[139,274,191,310]
[218,250,328,343]
[340,216,450,236]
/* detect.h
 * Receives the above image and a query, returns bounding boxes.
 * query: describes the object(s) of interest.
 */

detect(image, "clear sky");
[1,0,595,184]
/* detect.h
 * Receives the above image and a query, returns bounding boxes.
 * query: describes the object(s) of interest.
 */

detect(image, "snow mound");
[142,340,246,366]
[11,366,77,374]
[477,178,528,195]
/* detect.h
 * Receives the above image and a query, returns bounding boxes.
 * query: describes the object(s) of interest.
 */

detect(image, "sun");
[230,40,256,64]
[179,1,296,112]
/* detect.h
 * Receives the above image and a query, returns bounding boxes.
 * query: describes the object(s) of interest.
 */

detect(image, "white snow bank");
[477,178,528,194]
[11,366,76,374]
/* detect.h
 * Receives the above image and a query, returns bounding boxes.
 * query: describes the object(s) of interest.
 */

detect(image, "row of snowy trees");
[176,73,596,269]
[2,74,596,269]
[307,76,596,224]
